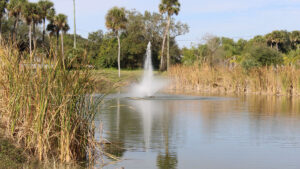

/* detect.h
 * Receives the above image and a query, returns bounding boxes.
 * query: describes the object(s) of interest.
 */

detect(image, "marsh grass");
[168,63,300,96]
[0,44,100,164]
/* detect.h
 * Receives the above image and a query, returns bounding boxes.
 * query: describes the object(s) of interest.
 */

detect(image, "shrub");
[242,45,283,70]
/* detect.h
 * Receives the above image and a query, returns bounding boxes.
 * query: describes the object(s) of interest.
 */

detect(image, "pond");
[95,93,300,169]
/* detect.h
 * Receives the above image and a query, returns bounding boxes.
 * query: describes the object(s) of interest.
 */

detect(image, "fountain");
[130,42,167,97]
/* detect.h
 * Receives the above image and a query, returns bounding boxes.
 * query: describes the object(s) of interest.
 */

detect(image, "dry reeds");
[0,45,98,164]
[168,63,300,96]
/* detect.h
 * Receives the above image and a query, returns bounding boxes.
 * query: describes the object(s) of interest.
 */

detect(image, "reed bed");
[168,64,300,96]
[0,45,99,164]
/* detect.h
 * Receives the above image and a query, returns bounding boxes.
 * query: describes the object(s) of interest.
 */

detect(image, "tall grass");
[168,63,300,96]
[0,45,98,164]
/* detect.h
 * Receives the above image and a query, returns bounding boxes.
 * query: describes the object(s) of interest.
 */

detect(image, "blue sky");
[32,0,300,48]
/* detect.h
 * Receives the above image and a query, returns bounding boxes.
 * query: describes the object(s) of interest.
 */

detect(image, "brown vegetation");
[0,45,99,164]
[168,64,300,96]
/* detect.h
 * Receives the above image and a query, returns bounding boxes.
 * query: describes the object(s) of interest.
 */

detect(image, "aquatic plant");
[168,63,300,96]
[0,44,98,164]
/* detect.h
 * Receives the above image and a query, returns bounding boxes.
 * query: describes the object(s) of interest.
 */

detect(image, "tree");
[87,29,103,61]
[47,14,69,65]
[159,0,180,71]
[0,0,8,39]
[290,31,300,50]
[7,0,27,41]
[265,30,290,52]
[21,2,35,56]
[37,0,54,42]
[242,45,283,69]
[31,3,42,54]
[105,7,127,77]
[204,34,221,66]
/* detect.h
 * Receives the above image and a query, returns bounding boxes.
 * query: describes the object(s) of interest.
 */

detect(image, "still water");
[95,93,300,169]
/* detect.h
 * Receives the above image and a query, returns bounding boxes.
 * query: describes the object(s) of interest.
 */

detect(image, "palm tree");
[290,31,300,50]
[266,30,289,51]
[22,2,35,56]
[37,0,54,42]
[7,0,27,41]
[32,4,43,54]
[159,0,180,71]
[47,14,69,66]
[47,20,58,61]
[105,7,127,78]
[0,0,8,40]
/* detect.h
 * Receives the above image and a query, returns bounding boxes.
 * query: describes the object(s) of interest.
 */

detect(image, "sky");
[31,0,300,48]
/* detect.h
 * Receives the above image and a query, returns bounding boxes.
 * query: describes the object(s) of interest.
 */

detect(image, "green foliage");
[265,30,290,52]
[181,46,198,65]
[96,36,118,68]
[159,0,181,16]
[182,30,300,69]
[0,0,8,19]
[105,7,127,34]
[283,49,300,66]
[241,53,260,70]
[242,45,283,70]
[66,47,85,69]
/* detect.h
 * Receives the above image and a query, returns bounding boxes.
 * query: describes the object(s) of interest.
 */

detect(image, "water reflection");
[96,94,300,169]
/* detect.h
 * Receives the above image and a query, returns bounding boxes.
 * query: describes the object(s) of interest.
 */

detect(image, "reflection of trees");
[157,152,178,169]
[157,106,178,169]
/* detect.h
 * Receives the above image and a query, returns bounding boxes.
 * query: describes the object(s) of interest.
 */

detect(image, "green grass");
[91,69,143,93]
[90,68,164,93]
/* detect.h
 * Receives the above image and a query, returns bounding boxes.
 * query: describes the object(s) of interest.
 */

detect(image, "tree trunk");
[276,42,279,51]
[117,34,121,78]
[0,19,2,42]
[61,32,65,68]
[55,31,59,62]
[12,16,18,42]
[29,23,32,56]
[73,0,77,49]
[166,16,171,71]
[160,16,170,71]
[33,23,37,55]
[42,18,46,42]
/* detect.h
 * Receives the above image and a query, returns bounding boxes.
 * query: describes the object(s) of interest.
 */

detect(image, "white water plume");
[130,42,167,97]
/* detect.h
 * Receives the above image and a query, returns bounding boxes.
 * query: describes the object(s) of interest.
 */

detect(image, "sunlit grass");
[168,63,300,96]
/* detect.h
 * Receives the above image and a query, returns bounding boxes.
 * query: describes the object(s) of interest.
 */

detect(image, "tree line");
[182,30,300,70]
[0,0,187,73]
[0,0,70,64]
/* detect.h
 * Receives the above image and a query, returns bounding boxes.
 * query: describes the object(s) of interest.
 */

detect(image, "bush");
[67,48,85,69]
[242,45,283,70]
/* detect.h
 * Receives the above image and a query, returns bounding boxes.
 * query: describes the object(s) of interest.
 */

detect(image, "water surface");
[95,94,300,169]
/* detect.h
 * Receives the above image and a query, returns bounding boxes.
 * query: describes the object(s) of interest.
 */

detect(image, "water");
[95,94,300,169]
[130,42,167,97]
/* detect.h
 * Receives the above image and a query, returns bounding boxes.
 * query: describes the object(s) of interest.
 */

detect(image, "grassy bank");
[91,69,143,93]
[0,45,98,165]
[168,64,300,96]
